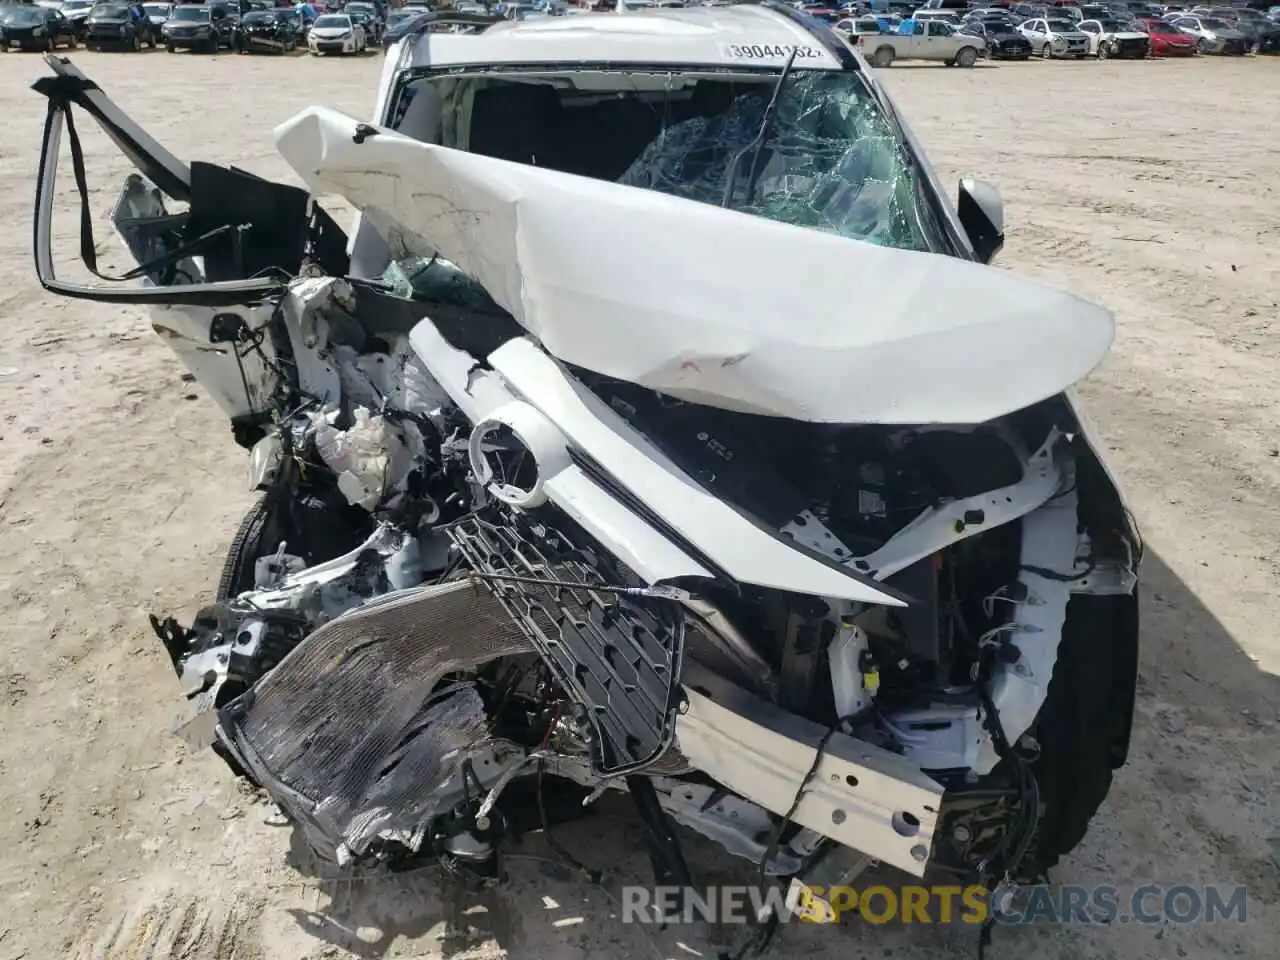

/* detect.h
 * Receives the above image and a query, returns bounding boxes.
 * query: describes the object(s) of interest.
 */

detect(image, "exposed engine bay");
[25,48,1141,947]
[144,270,1140,894]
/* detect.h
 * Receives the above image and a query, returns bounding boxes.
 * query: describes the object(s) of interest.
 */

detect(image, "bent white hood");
[275,106,1114,425]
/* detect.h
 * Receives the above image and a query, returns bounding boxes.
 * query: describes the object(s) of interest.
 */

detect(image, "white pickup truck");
[855,18,986,67]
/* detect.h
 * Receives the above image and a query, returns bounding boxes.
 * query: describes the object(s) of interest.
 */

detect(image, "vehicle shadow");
[277,546,1277,959]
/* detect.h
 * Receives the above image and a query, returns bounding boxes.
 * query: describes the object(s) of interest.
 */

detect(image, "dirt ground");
[0,48,1276,960]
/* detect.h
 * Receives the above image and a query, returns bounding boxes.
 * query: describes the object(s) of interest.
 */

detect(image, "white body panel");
[275,105,1115,427]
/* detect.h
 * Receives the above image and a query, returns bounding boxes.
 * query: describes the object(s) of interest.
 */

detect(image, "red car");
[1139,18,1198,56]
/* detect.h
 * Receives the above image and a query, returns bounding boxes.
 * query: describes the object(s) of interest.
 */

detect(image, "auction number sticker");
[721,43,827,62]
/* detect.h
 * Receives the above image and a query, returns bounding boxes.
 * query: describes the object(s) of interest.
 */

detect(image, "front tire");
[1041,42,1053,58]
[1097,41,1110,59]
[956,45,978,67]
[217,493,280,601]
[165,42,174,52]
[871,45,894,68]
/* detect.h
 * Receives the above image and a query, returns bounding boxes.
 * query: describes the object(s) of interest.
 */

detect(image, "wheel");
[1041,41,1053,58]
[955,45,978,68]
[217,493,281,601]
[871,45,894,67]
[87,41,98,51]
[66,35,77,49]
[1096,40,1110,59]
[166,42,174,52]
[0,40,8,52]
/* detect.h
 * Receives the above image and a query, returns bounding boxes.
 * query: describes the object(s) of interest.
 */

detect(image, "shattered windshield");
[397,68,941,266]
[616,72,931,251]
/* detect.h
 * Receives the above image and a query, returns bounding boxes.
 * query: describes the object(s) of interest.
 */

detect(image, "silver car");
[1019,15,1093,56]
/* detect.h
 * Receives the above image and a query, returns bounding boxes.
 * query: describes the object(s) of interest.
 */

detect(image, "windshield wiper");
[720,45,800,209]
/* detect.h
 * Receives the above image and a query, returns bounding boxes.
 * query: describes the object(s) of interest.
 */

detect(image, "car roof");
[407,6,848,71]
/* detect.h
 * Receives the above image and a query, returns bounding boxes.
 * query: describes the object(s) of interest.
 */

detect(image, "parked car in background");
[161,2,234,50]
[1169,13,1253,51]
[859,16,986,65]
[0,3,79,49]
[143,2,172,27]
[307,11,366,53]
[961,18,1035,56]
[59,0,96,32]
[1137,15,1199,52]
[233,5,303,50]
[345,6,378,42]
[343,0,380,40]
[1011,2,1050,18]
[84,1,157,49]
[912,9,962,23]
[1077,16,1152,55]
[1019,15,1093,55]
[1204,7,1280,50]
[382,5,429,46]
[834,14,891,40]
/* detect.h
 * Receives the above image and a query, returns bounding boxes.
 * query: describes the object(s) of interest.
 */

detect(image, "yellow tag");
[787,880,839,924]
[864,671,880,692]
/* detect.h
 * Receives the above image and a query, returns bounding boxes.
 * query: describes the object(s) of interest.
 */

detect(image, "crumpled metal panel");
[617,72,926,250]
[218,580,532,863]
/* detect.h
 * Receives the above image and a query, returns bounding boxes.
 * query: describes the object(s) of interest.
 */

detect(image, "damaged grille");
[446,513,686,777]
[217,580,532,863]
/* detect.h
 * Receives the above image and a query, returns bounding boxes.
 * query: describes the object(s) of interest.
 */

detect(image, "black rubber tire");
[956,45,978,67]
[871,45,894,67]
[216,492,280,602]
[1041,41,1053,58]
[1097,41,1110,59]
[166,42,174,52]
[1030,591,1139,873]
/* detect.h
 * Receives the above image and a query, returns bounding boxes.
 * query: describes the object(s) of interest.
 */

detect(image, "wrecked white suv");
[26,1,1140,945]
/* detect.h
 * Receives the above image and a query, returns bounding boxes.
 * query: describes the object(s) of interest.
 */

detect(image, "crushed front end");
[24,33,1141,947]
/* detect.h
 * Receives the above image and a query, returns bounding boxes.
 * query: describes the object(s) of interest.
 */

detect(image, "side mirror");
[957,177,1004,265]
[29,56,347,306]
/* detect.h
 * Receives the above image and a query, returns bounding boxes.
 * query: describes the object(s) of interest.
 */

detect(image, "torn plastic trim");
[406,317,714,586]
[880,470,1079,774]
[782,429,1065,581]
[675,663,943,876]
[488,337,906,606]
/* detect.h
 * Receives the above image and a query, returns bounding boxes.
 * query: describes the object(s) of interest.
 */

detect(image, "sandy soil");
[0,49,1276,960]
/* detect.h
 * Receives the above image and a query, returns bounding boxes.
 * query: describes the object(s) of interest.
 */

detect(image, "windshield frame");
[313,14,352,27]
[7,7,47,23]
[383,62,971,261]
[1047,18,1077,30]
[169,6,211,21]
